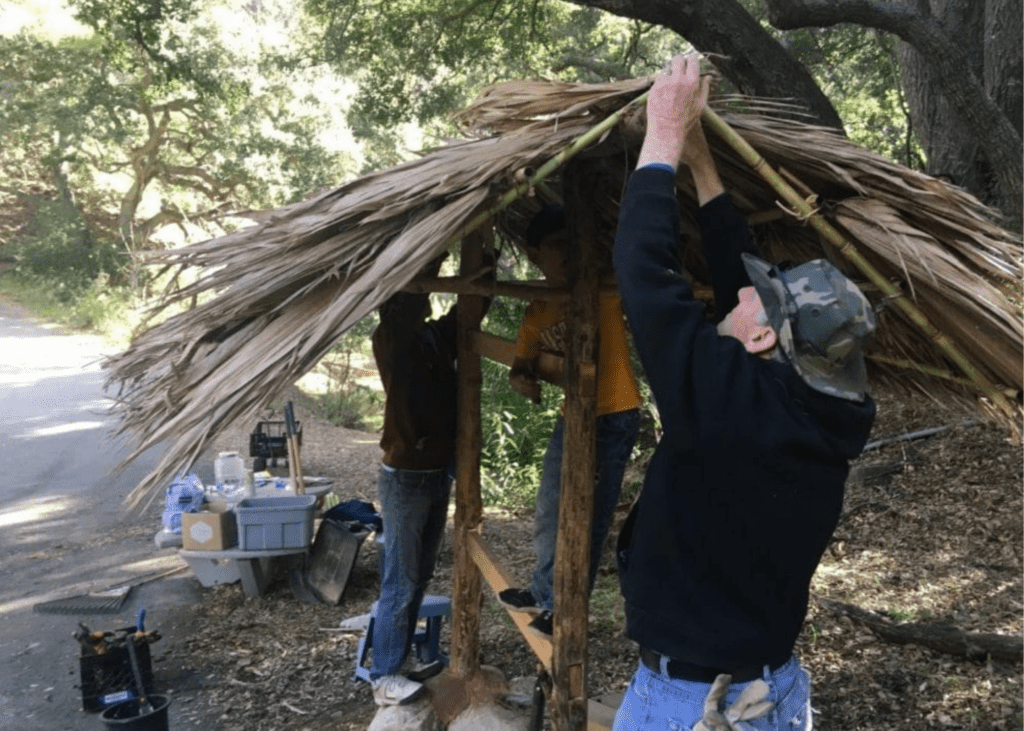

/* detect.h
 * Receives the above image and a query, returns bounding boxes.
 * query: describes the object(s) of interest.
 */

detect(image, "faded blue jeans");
[529,408,640,610]
[612,656,812,731]
[369,465,451,680]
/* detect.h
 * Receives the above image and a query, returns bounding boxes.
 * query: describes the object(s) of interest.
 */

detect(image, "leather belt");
[640,647,785,684]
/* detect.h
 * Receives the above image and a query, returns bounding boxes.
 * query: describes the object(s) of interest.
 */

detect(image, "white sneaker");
[372,674,427,706]
[337,612,372,632]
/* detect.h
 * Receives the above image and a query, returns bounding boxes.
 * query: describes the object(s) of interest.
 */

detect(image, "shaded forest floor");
[164,384,1022,730]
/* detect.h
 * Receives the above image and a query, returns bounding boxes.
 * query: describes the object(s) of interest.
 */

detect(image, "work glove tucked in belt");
[693,674,774,731]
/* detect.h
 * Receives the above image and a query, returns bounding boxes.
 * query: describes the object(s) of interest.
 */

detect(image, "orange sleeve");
[596,294,643,416]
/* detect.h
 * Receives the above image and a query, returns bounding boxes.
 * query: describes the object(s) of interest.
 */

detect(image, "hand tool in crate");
[249,414,301,471]
[77,609,161,712]
[285,401,305,495]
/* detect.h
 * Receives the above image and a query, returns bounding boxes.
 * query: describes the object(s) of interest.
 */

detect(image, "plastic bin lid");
[235,495,316,511]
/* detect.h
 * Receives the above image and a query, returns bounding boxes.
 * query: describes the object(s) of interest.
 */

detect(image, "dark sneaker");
[406,659,445,682]
[497,587,542,615]
[526,610,553,640]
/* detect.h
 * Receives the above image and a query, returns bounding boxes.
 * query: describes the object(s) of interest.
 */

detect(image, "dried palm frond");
[105,74,1022,509]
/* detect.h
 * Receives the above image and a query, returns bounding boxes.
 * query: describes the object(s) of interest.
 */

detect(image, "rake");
[33,566,187,615]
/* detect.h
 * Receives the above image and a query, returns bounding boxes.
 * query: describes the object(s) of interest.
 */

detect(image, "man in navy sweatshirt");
[611,54,877,731]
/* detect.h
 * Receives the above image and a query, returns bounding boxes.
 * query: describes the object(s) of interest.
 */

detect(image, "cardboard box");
[181,511,237,550]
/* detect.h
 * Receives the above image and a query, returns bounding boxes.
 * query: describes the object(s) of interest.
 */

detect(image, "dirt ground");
[167,384,1022,731]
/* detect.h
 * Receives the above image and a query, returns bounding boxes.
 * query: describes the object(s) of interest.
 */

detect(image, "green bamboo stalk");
[864,353,1012,392]
[701,106,1018,422]
[441,91,651,250]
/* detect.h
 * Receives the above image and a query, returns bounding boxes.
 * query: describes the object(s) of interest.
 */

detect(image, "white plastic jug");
[214,451,251,499]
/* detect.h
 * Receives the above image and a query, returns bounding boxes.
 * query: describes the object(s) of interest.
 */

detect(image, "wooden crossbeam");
[465,530,552,668]
[471,330,566,388]
[464,527,624,731]
[405,275,712,302]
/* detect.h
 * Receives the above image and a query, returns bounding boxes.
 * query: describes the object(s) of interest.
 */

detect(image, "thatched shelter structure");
[104,72,1022,730]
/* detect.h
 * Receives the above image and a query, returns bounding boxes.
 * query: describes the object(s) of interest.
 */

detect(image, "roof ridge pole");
[699,106,1019,428]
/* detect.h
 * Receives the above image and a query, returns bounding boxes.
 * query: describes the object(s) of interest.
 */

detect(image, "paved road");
[0,300,206,730]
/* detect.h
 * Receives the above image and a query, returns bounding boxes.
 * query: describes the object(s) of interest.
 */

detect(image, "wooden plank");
[465,531,552,668]
[466,529,617,731]
[586,697,620,731]
[406,276,573,301]
[404,275,713,301]
[450,229,489,679]
[551,163,600,731]
[471,330,565,387]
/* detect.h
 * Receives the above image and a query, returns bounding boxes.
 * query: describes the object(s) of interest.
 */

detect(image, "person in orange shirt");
[498,206,642,639]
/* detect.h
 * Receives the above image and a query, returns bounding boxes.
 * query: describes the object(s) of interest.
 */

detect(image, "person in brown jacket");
[368,254,489,706]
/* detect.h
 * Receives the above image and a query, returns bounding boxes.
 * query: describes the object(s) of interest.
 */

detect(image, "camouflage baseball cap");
[741,253,876,401]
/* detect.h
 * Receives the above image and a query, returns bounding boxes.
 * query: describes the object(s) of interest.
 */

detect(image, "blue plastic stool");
[353,594,451,683]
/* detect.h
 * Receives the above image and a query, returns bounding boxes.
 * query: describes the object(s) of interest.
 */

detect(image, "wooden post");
[551,163,600,731]
[450,228,490,678]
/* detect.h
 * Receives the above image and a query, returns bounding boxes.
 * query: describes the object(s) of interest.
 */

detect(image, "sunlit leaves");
[306,0,685,134]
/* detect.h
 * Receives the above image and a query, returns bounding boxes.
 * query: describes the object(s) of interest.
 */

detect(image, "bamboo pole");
[438,91,650,251]
[699,106,1018,423]
[865,353,1012,392]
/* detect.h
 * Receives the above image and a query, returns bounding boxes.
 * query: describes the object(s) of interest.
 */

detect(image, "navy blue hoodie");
[613,167,875,670]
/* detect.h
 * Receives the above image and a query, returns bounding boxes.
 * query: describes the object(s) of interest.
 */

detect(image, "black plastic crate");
[249,420,302,470]
[79,641,154,713]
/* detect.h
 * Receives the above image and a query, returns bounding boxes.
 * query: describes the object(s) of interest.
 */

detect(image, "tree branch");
[763,0,1022,226]
[816,596,1023,663]
[566,0,845,129]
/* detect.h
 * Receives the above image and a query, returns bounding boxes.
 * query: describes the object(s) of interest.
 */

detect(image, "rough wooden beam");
[450,229,489,679]
[406,276,713,302]
[406,276,571,301]
[550,164,599,731]
[465,528,620,730]
[471,330,565,388]
[465,530,553,668]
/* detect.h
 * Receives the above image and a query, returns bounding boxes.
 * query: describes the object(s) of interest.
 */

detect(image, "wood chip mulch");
[162,385,1022,730]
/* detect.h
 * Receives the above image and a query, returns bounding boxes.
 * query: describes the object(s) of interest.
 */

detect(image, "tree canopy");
[1,0,1018,294]
[0,0,361,287]
[307,0,1021,228]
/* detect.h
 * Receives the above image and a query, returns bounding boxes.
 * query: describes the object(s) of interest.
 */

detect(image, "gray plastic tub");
[235,495,317,550]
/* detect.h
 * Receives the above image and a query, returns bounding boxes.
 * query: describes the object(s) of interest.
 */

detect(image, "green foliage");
[306,0,687,160]
[0,270,136,334]
[316,383,384,431]
[0,0,361,280]
[475,252,556,511]
[5,196,119,287]
[310,313,383,431]
[479,357,561,512]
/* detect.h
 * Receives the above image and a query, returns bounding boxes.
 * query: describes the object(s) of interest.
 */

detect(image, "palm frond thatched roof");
[104,75,1023,508]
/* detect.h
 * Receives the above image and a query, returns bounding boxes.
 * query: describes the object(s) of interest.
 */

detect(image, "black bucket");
[100,695,171,731]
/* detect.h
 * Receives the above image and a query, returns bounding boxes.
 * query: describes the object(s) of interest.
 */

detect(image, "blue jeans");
[370,465,451,680]
[529,408,640,610]
[612,656,812,731]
